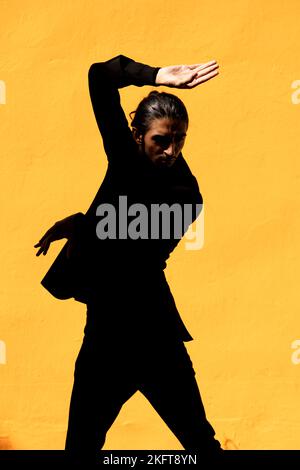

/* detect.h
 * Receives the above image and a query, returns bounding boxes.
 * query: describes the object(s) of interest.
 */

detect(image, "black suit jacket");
[42,55,203,342]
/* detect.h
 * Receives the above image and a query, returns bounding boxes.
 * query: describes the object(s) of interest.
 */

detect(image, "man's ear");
[132,127,142,144]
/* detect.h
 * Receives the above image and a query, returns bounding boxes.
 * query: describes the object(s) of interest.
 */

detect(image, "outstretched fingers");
[187,63,219,88]
[34,234,53,256]
[188,60,217,71]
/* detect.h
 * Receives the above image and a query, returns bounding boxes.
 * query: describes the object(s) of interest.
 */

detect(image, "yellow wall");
[1,0,300,450]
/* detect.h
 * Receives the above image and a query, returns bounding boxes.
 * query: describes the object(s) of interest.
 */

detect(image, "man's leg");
[138,339,222,453]
[65,336,138,455]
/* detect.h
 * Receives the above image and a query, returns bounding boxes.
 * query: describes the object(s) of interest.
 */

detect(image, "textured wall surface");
[1,0,300,450]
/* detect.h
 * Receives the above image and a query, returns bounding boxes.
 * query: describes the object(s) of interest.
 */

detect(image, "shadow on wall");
[223,438,240,450]
[0,437,13,450]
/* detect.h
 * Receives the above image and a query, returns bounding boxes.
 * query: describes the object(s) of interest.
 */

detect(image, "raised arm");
[88,54,218,163]
[88,54,160,163]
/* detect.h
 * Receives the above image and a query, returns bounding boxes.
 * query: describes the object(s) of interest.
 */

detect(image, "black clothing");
[65,313,219,454]
[72,54,203,342]
[65,55,221,453]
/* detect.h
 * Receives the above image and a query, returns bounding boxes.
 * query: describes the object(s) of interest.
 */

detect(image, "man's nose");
[164,142,176,156]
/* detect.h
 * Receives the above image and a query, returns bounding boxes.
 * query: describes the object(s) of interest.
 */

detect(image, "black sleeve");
[88,54,161,163]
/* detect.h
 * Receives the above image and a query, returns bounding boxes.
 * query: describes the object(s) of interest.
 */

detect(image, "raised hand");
[155,60,219,89]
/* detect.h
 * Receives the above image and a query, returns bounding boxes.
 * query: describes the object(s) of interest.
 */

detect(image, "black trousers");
[65,319,222,456]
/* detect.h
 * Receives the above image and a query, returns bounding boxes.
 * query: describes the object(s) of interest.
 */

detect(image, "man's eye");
[153,135,185,145]
[154,136,169,145]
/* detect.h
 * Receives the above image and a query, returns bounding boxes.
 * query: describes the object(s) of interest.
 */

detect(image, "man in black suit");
[34,54,222,456]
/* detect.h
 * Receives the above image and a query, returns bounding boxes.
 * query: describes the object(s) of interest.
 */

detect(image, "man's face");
[134,117,187,168]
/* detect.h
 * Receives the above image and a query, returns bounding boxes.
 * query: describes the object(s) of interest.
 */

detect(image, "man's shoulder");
[173,153,197,180]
